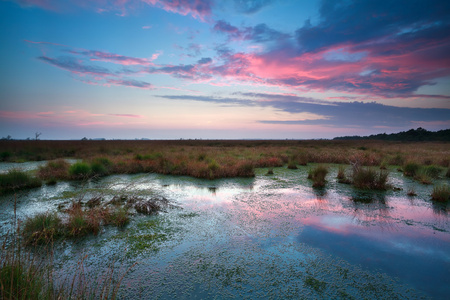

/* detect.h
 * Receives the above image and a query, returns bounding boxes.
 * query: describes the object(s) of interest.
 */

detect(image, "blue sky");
[0,0,449,139]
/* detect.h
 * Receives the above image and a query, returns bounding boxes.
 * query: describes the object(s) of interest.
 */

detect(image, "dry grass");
[1,140,448,181]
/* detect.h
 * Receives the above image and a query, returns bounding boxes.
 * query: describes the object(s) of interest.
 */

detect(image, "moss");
[304,276,326,293]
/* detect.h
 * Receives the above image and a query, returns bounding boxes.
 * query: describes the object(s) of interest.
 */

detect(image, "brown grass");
[1,140,448,180]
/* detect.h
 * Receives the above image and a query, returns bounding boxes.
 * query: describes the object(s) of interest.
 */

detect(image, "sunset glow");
[1,0,449,139]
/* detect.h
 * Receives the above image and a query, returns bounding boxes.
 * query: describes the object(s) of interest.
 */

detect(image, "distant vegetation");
[334,127,450,141]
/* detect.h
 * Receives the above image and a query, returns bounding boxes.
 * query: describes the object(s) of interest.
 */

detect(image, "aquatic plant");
[308,165,329,187]
[22,212,63,245]
[0,169,42,194]
[337,165,351,184]
[431,185,450,202]
[304,276,326,293]
[352,167,389,190]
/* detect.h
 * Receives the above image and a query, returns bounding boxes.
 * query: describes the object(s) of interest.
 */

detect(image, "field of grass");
[0,139,449,198]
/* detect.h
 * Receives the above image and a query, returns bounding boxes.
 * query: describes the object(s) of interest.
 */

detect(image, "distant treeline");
[334,128,450,141]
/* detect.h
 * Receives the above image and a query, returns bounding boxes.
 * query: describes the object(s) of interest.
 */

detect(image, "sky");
[0,0,449,140]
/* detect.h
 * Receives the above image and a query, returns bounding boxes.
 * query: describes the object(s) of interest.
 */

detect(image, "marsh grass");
[337,165,351,184]
[308,165,328,187]
[1,140,448,181]
[22,212,63,246]
[69,162,91,179]
[352,166,389,190]
[431,185,449,202]
[0,242,55,299]
[403,162,420,177]
[0,169,42,194]
[287,160,298,169]
[38,159,70,181]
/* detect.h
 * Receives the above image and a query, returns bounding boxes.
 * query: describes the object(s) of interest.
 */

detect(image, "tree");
[35,132,42,140]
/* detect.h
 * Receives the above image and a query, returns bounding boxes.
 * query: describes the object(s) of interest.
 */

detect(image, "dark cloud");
[197,57,212,64]
[106,79,152,89]
[296,0,450,53]
[214,20,290,43]
[158,93,450,128]
[38,56,114,76]
[245,23,290,42]
[67,49,152,65]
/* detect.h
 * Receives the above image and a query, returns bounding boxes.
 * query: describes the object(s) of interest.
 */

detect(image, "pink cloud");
[109,114,144,118]
[143,0,213,21]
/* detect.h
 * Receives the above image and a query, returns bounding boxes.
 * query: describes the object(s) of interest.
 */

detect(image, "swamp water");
[0,164,449,299]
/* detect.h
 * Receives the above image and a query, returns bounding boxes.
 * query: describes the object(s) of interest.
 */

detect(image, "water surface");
[1,164,448,299]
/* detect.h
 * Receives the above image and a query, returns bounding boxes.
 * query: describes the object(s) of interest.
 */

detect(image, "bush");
[352,167,389,190]
[22,212,63,245]
[431,185,449,202]
[69,162,91,179]
[0,169,42,193]
[308,165,328,187]
[0,151,12,161]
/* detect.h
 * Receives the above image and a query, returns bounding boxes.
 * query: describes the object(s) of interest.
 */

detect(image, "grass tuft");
[403,162,420,177]
[22,212,63,245]
[38,159,70,181]
[431,185,449,202]
[308,165,328,188]
[69,162,91,179]
[0,169,42,194]
[352,166,389,190]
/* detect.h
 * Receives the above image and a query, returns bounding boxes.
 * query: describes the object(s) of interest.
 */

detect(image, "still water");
[1,164,449,299]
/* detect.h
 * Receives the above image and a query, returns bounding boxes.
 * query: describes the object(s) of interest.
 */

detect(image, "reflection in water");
[299,214,450,299]
[0,166,449,299]
[432,201,449,216]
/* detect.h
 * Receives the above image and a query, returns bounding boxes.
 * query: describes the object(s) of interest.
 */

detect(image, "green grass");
[352,167,389,190]
[0,251,52,299]
[431,185,450,202]
[69,162,91,179]
[104,207,130,227]
[403,162,420,177]
[22,212,63,245]
[0,169,42,194]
